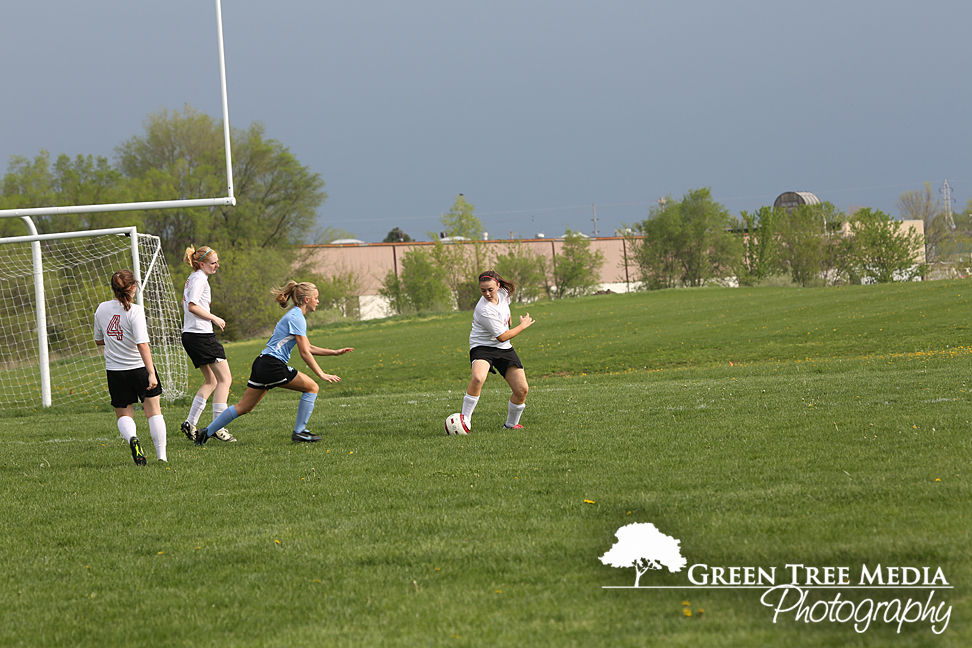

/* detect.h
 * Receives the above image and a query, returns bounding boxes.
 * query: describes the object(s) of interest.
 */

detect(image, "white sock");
[148,415,167,461]
[187,395,206,426]
[117,416,137,443]
[505,401,525,428]
[462,394,480,421]
[212,402,227,429]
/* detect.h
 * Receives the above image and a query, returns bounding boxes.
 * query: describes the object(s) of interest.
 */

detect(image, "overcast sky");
[2,1,970,243]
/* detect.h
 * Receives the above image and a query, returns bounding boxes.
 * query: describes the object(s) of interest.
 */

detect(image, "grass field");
[1,282,970,646]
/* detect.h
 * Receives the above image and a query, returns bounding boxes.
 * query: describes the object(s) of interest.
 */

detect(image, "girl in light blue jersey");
[194,281,353,444]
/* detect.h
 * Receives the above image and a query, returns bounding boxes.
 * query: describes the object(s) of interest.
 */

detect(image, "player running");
[193,281,353,445]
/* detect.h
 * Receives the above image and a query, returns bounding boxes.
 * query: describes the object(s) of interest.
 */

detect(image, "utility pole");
[592,203,598,237]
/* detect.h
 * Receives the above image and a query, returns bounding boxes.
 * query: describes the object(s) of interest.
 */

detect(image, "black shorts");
[247,354,298,390]
[470,345,523,377]
[106,367,163,408]
[182,332,227,368]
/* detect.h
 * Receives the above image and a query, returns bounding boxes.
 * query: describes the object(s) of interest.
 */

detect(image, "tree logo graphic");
[600,522,687,586]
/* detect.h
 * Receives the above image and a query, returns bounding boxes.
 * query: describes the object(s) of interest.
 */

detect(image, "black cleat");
[130,436,147,466]
[292,430,322,443]
[181,420,196,441]
[194,426,210,446]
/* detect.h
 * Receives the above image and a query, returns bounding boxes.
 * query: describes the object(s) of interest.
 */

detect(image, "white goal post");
[0,227,188,409]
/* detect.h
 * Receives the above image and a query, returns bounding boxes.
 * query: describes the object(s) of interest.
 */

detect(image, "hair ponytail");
[183,245,215,271]
[270,281,318,308]
[110,270,138,311]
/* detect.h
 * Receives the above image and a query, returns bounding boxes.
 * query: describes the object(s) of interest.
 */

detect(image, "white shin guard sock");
[148,415,167,461]
[505,401,525,428]
[117,416,137,443]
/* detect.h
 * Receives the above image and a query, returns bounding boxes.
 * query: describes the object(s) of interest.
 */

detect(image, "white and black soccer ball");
[445,413,470,436]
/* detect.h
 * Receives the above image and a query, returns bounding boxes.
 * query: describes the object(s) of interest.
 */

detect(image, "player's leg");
[194,387,266,445]
[182,364,216,439]
[280,372,321,442]
[114,404,146,466]
[209,360,236,442]
[502,367,529,429]
[143,395,167,461]
[463,359,491,424]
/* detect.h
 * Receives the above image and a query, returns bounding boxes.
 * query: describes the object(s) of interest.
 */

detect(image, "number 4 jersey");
[94,300,150,371]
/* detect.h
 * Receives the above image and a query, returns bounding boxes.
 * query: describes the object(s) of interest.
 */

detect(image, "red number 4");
[107,315,124,341]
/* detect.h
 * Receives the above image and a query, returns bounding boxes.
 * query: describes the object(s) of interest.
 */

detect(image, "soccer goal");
[0,227,188,410]
[0,0,235,408]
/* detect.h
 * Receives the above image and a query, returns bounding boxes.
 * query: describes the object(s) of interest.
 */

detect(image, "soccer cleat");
[130,436,147,466]
[181,420,196,441]
[213,428,237,442]
[292,430,322,443]
[193,426,210,446]
[502,424,524,430]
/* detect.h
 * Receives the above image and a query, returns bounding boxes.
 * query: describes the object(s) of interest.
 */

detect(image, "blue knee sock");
[294,393,317,433]
[204,405,239,437]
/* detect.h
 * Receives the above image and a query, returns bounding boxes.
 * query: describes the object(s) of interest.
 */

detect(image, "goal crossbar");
[0,0,236,221]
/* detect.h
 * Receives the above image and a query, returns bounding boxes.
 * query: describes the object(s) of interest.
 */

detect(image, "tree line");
[627,188,929,289]
[1,105,959,335]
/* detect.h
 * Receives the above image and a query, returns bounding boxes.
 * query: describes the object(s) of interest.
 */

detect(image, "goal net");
[0,230,188,410]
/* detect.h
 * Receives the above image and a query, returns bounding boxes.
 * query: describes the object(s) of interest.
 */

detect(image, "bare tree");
[896,182,946,262]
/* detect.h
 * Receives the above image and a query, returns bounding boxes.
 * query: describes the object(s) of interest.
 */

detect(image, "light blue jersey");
[262,306,307,363]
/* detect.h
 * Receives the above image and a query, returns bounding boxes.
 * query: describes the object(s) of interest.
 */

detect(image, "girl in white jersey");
[458,270,535,431]
[193,281,353,445]
[93,270,167,466]
[180,245,236,443]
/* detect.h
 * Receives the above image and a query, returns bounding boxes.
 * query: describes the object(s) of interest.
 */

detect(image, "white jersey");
[469,288,513,350]
[94,300,150,371]
[182,269,213,333]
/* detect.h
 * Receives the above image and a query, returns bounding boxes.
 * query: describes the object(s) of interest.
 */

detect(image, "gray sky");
[2,0,970,243]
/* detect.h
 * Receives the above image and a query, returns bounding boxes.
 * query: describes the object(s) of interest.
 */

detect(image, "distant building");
[773,191,820,211]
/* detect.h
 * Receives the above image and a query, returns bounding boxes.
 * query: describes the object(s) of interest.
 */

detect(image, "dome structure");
[773,191,821,210]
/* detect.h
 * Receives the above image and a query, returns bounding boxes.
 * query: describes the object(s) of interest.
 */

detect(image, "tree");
[896,182,947,263]
[736,206,783,285]
[116,105,325,259]
[0,151,130,235]
[600,523,687,587]
[493,240,547,303]
[383,227,412,243]
[378,247,452,314]
[837,208,927,283]
[552,230,605,298]
[428,240,491,310]
[776,202,842,287]
[435,194,483,240]
[631,188,740,288]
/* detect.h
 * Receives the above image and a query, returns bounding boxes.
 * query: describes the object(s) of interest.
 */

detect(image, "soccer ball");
[445,413,470,436]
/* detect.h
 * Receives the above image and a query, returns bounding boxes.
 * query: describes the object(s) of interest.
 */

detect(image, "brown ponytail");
[110,270,138,311]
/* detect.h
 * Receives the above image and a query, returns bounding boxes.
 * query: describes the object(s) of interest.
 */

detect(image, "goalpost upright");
[0,0,236,408]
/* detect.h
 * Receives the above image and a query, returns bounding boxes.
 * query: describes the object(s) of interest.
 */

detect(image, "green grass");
[1,282,971,646]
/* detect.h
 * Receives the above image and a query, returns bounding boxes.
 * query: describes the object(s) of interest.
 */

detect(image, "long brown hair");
[270,281,318,308]
[183,245,216,271]
[478,270,516,297]
[110,270,139,311]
